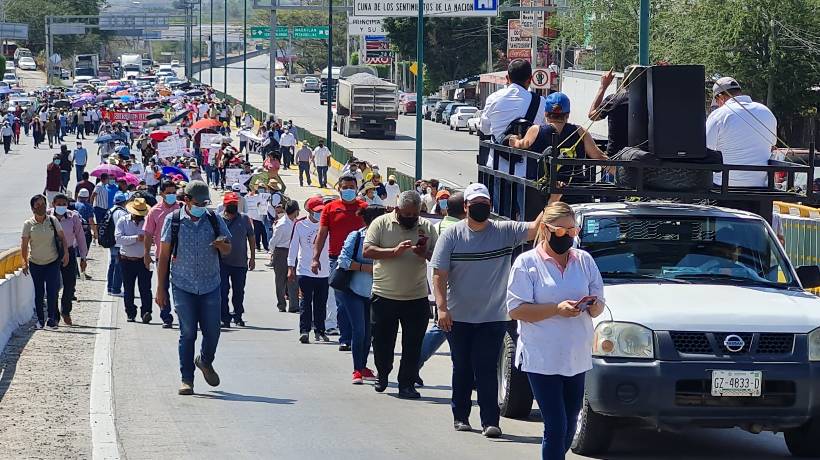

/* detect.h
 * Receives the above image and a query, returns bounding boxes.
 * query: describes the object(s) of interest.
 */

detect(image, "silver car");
[301,77,321,93]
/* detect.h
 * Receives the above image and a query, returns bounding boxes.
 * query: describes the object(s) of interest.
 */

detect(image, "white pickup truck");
[498,201,820,457]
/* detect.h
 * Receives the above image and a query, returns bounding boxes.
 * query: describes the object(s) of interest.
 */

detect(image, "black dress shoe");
[397,387,421,399]
[374,378,388,393]
[221,321,231,328]
[414,376,425,387]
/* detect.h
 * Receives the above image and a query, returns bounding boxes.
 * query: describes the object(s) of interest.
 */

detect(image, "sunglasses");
[545,223,580,237]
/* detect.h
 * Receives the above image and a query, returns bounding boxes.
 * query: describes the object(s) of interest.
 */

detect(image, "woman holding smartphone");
[505,202,605,460]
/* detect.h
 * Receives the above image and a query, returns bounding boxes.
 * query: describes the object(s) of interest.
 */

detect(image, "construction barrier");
[774,201,820,218]
[777,213,820,295]
[0,248,35,352]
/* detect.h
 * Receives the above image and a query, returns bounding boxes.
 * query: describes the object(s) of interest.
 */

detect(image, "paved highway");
[197,55,480,189]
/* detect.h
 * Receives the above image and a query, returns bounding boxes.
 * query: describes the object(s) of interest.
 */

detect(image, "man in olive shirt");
[363,191,437,399]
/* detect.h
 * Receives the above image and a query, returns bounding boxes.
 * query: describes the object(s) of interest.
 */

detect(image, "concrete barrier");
[0,269,34,352]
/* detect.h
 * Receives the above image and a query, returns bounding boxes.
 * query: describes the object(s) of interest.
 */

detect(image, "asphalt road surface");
[198,56,480,189]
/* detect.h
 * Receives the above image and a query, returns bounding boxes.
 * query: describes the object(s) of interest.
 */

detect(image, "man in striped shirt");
[90,173,111,225]
[430,183,540,437]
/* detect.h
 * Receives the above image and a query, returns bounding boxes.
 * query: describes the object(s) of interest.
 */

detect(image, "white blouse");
[506,246,605,377]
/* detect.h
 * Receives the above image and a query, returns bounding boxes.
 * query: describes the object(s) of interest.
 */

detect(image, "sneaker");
[397,386,421,399]
[221,321,231,329]
[35,321,45,330]
[482,426,502,438]
[162,322,173,329]
[110,291,123,297]
[299,333,309,344]
[338,343,351,351]
[361,368,377,382]
[414,375,425,387]
[454,420,472,432]
[178,381,194,395]
[141,312,152,324]
[374,377,388,393]
[126,316,136,323]
[319,333,330,343]
[194,355,220,387]
[61,313,73,326]
[326,327,340,336]
[351,370,364,385]
[314,331,321,342]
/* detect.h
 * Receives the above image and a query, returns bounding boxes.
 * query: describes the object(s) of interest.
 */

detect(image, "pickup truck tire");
[498,331,534,419]
[785,418,820,457]
[571,397,614,456]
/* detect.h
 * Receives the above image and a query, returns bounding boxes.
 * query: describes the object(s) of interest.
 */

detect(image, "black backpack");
[98,205,124,248]
[501,90,542,148]
[168,209,221,259]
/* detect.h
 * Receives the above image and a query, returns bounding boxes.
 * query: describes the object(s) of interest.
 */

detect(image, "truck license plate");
[711,370,762,397]
[369,119,377,124]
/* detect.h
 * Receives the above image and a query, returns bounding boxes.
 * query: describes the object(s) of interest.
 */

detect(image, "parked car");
[432,100,453,123]
[3,72,18,86]
[467,109,483,135]
[422,96,441,120]
[274,76,290,88]
[449,106,478,130]
[440,102,466,124]
[301,76,321,92]
[170,59,180,67]
[17,56,36,71]
[398,93,417,115]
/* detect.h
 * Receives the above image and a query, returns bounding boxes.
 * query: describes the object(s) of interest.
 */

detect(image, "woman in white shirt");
[506,202,605,460]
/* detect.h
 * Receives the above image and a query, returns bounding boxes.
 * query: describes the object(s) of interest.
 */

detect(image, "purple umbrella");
[90,164,125,178]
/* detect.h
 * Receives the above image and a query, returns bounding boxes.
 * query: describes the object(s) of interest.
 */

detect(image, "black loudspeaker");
[647,65,707,159]
[628,66,649,149]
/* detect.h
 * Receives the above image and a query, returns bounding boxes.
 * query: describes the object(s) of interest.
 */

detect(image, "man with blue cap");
[508,92,609,204]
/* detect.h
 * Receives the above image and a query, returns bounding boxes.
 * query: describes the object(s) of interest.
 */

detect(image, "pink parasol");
[90,164,125,178]
[123,173,141,186]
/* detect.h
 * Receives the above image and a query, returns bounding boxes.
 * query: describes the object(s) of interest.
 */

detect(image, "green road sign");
[293,26,329,40]
[249,26,288,39]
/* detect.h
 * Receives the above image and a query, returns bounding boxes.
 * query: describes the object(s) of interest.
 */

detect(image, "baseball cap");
[113,191,129,204]
[464,183,490,202]
[436,189,451,200]
[545,92,571,114]
[712,77,741,96]
[231,182,241,192]
[184,180,211,203]
[223,192,240,205]
[306,196,325,213]
[77,189,90,198]
[388,174,397,181]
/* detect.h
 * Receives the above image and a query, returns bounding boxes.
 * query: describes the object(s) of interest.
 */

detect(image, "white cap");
[464,183,491,202]
[77,189,90,198]
[712,76,741,96]
[231,183,241,191]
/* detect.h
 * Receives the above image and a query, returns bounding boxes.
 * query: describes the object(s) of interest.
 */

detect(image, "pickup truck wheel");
[785,419,820,457]
[571,397,614,456]
[498,331,534,419]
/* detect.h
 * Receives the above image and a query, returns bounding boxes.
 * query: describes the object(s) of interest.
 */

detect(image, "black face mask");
[397,215,418,229]
[225,204,238,214]
[548,232,574,255]
[468,203,491,222]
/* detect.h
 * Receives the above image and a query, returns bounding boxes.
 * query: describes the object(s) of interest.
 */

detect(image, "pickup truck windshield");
[580,215,796,287]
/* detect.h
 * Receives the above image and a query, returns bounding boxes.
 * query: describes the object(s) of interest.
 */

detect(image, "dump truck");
[333,72,398,139]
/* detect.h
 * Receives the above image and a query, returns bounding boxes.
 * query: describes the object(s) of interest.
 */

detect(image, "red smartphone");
[577,295,597,311]
[417,236,429,247]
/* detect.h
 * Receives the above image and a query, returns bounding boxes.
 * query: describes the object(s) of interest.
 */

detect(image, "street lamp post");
[326,0,333,146]
[210,0,214,86]
[243,0,247,109]
[414,1,424,180]
[199,0,202,76]
[639,0,649,65]
[224,0,228,95]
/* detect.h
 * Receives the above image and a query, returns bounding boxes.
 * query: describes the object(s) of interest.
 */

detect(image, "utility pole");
[638,0,649,65]
[345,12,350,65]
[486,17,492,73]
[766,18,777,109]
[243,0,247,109]
[210,0,214,86]
[414,2,424,180]
[199,0,202,75]
[326,0,333,146]
[223,0,227,94]
[269,9,276,116]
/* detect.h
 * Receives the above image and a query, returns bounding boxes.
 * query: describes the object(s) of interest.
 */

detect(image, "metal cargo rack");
[477,140,817,223]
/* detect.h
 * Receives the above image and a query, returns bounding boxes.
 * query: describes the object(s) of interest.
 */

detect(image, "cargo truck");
[73,54,99,84]
[120,53,143,80]
[333,72,398,139]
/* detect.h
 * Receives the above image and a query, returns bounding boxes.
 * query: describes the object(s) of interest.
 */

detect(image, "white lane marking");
[90,257,121,460]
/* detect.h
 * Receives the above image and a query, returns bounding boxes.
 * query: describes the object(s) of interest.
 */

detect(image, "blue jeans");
[445,321,507,427]
[107,248,122,294]
[329,257,351,345]
[418,323,447,370]
[337,290,371,370]
[173,285,221,383]
[220,263,248,323]
[298,161,312,186]
[30,259,61,324]
[316,166,328,188]
[527,372,586,460]
[297,276,328,334]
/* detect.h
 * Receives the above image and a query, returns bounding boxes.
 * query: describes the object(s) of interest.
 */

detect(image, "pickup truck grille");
[670,332,795,355]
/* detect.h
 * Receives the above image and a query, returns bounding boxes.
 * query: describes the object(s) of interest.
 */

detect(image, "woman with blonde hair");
[506,202,605,460]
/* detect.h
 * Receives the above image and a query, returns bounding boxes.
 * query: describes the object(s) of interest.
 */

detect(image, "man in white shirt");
[242,112,254,130]
[384,174,401,208]
[198,101,210,119]
[706,77,777,187]
[479,59,546,210]
[271,201,300,312]
[288,197,330,343]
[279,128,297,169]
[312,141,332,188]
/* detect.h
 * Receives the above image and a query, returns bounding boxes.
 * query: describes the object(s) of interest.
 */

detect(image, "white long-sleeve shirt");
[287,217,329,278]
[115,215,146,258]
[270,214,295,249]
[279,132,296,147]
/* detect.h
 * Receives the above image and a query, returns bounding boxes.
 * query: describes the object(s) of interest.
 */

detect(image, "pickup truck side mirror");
[796,265,820,289]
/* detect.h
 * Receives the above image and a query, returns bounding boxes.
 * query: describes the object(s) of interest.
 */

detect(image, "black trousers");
[59,250,77,314]
[120,258,153,318]
[298,276,328,334]
[371,295,429,388]
[253,219,268,251]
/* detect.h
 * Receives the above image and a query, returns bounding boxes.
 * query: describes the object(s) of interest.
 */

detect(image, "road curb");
[90,267,121,460]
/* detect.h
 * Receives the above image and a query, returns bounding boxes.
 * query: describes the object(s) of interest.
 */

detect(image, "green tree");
[6,0,105,54]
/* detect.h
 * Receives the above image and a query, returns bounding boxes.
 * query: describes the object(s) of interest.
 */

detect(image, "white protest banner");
[199,133,221,148]
[224,168,242,188]
[238,173,253,193]
[353,0,498,17]
[157,135,186,158]
[348,17,386,35]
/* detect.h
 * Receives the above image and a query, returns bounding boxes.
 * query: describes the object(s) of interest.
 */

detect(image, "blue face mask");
[164,194,177,205]
[55,205,68,215]
[312,211,322,221]
[54,159,61,165]
[438,199,448,210]
[189,205,207,217]
[340,188,356,202]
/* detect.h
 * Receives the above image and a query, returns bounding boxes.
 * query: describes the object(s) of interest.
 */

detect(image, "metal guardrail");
[0,248,23,278]
[774,201,820,218]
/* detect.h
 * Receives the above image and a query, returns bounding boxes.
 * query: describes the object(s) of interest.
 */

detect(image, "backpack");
[98,205,124,248]
[500,91,542,159]
[168,209,221,259]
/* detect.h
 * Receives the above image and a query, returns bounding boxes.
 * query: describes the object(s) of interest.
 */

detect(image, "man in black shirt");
[588,66,638,157]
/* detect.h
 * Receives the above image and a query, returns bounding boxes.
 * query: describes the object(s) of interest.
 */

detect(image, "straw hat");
[126,198,150,217]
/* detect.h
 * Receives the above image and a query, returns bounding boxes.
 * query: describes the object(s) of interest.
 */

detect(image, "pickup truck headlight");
[593,322,654,359]
[809,328,820,361]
